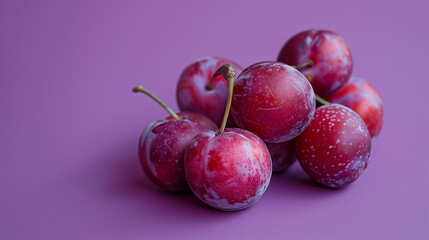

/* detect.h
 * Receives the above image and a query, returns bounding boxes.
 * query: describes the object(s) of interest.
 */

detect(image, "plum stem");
[213,64,235,136]
[315,95,330,105]
[304,73,312,81]
[301,73,331,105]
[292,59,314,70]
[206,71,218,90]
[132,86,180,120]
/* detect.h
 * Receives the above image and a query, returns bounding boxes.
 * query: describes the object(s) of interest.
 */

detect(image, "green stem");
[206,73,217,90]
[315,95,330,105]
[132,86,180,120]
[212,64,235,136]
[292,59,314,70]
[301,72,330,105]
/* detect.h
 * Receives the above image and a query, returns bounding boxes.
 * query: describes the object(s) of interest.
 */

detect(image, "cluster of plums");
[133,30,383,211]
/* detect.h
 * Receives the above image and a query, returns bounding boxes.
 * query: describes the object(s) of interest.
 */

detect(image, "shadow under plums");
[82,129,246,228]
[81,126,352,228]
[267,162,351,200]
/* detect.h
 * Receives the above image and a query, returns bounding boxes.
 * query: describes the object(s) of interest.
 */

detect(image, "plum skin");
[138,112,217,191]
[295,104,371,188]
[231,61,315,143]
[184,128,272,211]
[176,56,243,127]
[278,30,353,99]
[328,77,383,138]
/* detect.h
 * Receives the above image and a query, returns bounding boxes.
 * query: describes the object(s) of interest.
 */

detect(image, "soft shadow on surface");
[86,133,246,227]
[98,137,202,207]
[267,162,351,199]
[85,130,351,229]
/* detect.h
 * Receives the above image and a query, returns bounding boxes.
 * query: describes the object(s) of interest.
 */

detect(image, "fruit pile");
[132,30,384,211]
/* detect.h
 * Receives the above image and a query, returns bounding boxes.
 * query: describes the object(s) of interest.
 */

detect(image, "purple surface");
[1,0,428,239]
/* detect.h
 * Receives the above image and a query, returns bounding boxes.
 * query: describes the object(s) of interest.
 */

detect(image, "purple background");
[1,0,428,239]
